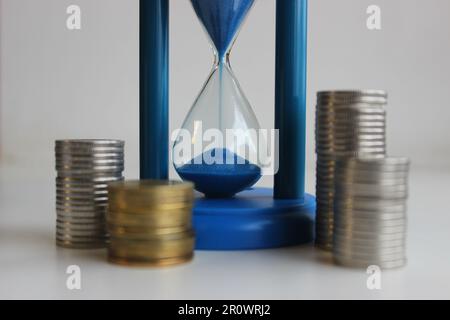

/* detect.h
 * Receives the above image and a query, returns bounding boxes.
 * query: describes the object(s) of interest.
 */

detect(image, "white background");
[1,0,450,177]
[1,0,450,300]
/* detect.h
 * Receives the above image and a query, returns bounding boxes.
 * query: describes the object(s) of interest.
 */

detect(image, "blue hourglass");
[173,0,263,198]
[140,0,316,250]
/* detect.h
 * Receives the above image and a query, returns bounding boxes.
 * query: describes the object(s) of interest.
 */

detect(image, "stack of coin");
[55,140,125,249]
[333,158,410,269]
[315,90,388,250]
[107,181,195,267]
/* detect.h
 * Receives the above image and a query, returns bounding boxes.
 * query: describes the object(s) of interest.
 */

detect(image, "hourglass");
[173,0,263,198]
[140,0,315,250]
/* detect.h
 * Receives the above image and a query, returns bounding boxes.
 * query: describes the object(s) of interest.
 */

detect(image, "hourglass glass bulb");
[173,0,264,198]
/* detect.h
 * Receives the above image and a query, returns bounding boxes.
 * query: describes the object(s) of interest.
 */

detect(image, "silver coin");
[55,185,117,194]
[337,157,410,168]
[56,233,108,243]
[317,102,387,110]
[336,168,409,178]
[56,216,106,224]
[56,240,107,249]
[335,242,406,252]
[56,198,109,206]
[56,152,124,160]
[316,139,386,148]
[316,132,386,141]
[333,237,406,250]
[334,210,408,220]
[56,236,108,244]
[56,203,108,212]
[335,183,408,193]
[315,199,334,207]
[334,217,407,228]
[56,193,109,200]
[56,225,107,237]
[315,238,333,248]
[316,201,334,208]
[55,146,124,155]
[316,115,386,124]
[56,186,110,194]
[316,218,334,226]
[56,164,124,172]
[55,160,124,169]
[333,226,407,238]
[56,139,124,146]
[334,224,407,235]
[316,210,334,217]
[333,246,406,259]
[335,190,408,200]
[316,170,335,179]
[335,174,409,184]
[56,210,106,221]
[316,228,334,238]
[322,150,386,158]
[320,111,386,120]
[335,197,407,209]
[56,156,124,163]
[317,123,387,132]
[316,103,386,112]
[316,216,334,224]
[56,222,106,231]
[333,232,406,244]
[334,214,407,224]
[56,230,106,239]
[334,203,408,215]
[56,175,124,183]
[333,251,406,263]
[334,247,406,259]
[317,100,387,109]
[316,123,386,132]
[317,101,387,109]
[55,234,109,245]
[56,231,108,240]
[333,256,406,269]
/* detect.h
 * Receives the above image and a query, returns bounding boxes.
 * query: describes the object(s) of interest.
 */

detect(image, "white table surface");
[1,164,449,300]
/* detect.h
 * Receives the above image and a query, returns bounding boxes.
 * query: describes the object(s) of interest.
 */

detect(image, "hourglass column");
[274,0,308,199]
[140,0,169,179]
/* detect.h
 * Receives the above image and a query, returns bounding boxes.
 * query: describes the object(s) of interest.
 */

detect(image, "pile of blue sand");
[191,0,254,59]
[176,148,261,198]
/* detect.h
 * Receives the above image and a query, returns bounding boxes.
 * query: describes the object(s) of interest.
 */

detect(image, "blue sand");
[176,148,261,198]
[193,188,316,250]
[191,0,254,59]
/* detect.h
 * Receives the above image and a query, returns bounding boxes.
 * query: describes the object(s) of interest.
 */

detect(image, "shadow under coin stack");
[333,158,410,269]
[315,91,387,250]
[107,181,195,267]
[55,140,125,249]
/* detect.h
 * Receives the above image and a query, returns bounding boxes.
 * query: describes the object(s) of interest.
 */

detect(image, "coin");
[55,139,124,249]
[333,256,406,269]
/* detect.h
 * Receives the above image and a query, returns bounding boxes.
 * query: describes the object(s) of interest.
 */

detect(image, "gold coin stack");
[107,180,195,267]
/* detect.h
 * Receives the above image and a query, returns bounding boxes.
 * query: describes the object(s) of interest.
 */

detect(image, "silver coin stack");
[55,140,125,249]
[315,90,387,250]
[333,158,410,269]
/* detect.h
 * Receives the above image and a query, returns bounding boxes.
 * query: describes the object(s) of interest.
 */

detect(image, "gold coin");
[108,180,194,197]
[108,235,195,260]
[108,200,193,212]
[107,211,191,228]
[107,225,191,237]
[108,253,193,268]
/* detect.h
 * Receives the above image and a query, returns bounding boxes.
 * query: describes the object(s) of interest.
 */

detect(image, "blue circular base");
[193,188,316,250]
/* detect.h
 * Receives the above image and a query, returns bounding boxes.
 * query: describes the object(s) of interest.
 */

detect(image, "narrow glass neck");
[214,50,231,67]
